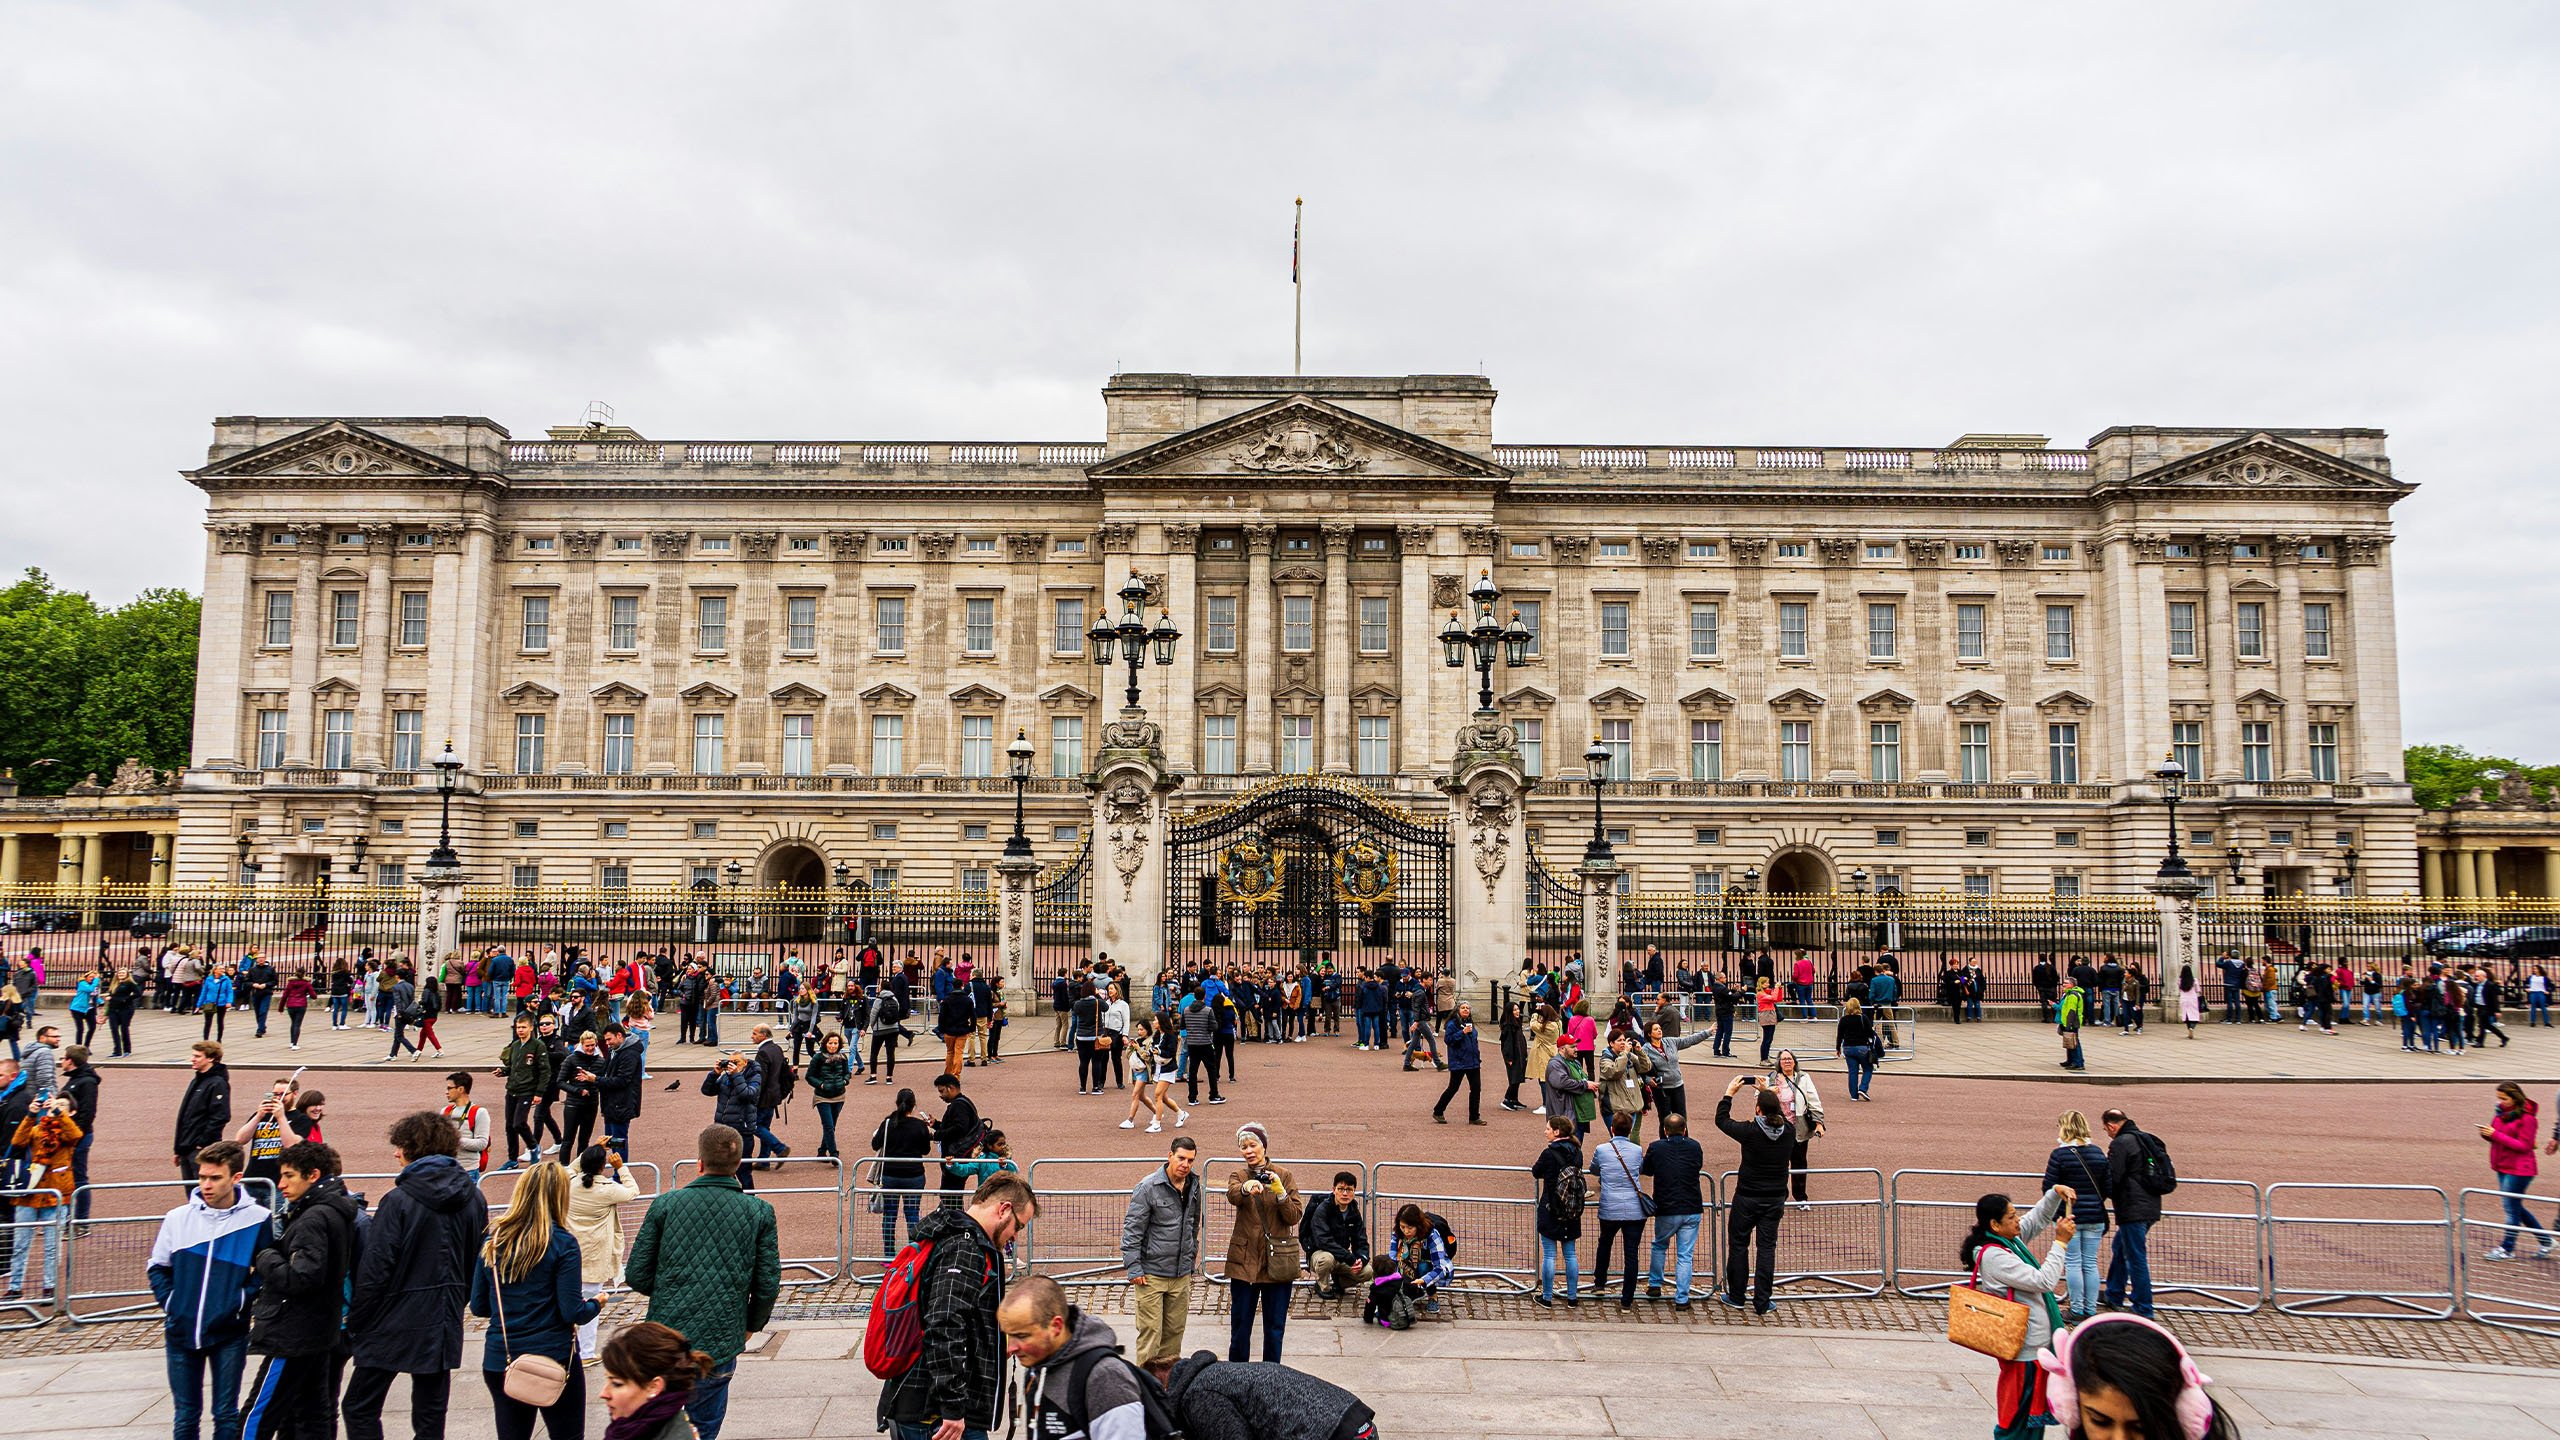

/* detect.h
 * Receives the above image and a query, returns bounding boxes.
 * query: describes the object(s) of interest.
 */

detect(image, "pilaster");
[1087,711,1184,988]
[418,866,467,966]
[1437,714,1529,997]
[1321,523,1353,773]
[1580,856,1621,1005]
[2145,871,2206,1008]
[996,853,1041,1006]
[1243,525,1276,773]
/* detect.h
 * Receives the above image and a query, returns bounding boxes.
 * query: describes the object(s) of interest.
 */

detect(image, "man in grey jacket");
[1119,1136,1205,1377]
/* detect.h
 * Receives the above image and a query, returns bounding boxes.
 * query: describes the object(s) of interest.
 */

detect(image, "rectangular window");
[963,824,988,842]
[391,710,423,770]
[1689,601,1719,658]
[611,537,642,552]
[1205,595,1237,652]
[1282,595,1314,651]
[786,595,817,652]
[875,707,906,768]
[512,864,540,889]
[1279,715,1314,774]
[693,821,718,839]
[2232,543,2259,559]
[1778,602,1808,657]
[515,713,547,774]
[1056,537,1086,554]
[263,591,293,647]
[1201,714,1237,775]
[1866,543,1896,561]
[1956,603,1986,661]
[1876,829,1901,847]
[960,869,988,894]
[1055,598,1085,654]
[875,596,906,652]
[1954,544,1985,561]
[870,866,898,891]
[2043,545,2072,562]
[1695,827,1722,845]
[1779,720,1811,781]
[602,713,635,775]
[2165,543,2193,558]
[788,536,819,552]
[1867,602,1897,659]
[521,594,551,651]
[2236,601,2265,659]
[781,714,814,776]
[1689,542,1717,559]
[2054,874,2082,899]
[2308,723,2339,782]
[329,591,359,647]
[1598,541,1630,557]
[1693,870,1724,896]
[1869,721,1901,780]
[1690,720,1722,781]
[2048,723,2080,783]
[700,537,731,553]
[959,715,994,776]
[1959,721,1991,783]
[2169,601,2198,658]
[964,597,995,654]
[2300,543,2327,559]
[513,820,540,839]
[2270,828,2295,847]
[2056,830,2081,847]
[1515,600,1541,656]
[872,823,897,842]
[601,864,628,890]
[876,537,908,553]
[609,594,639,650]
[1964,873,1993,898]
[2303,602,2332,659]
[1600,719,1632,780]
[2044,604,2074,660]
[1517,718,1542,778]
[965,537,997,553]
[1051,716,1084,777]
[2241,722,2273,781]
[1599,602,1630,657]
[398,591,428,647]
[257,710,288,768]
[1511,541,1541,558]
[1776,543,1807,558]
[1357,596,1391,653]
[1966,829,1993,847]
[691,713,724,774]
[321,709,354,768]
[1356,716,1392,775]
[2173,721,2202,780]
[696,594,728,651]
[376,863,406,888]
[524,536,555,552]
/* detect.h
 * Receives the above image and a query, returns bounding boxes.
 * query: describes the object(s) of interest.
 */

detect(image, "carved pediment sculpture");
[1230,416,1367,474]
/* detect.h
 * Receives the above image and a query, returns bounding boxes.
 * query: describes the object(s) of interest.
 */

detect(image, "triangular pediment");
[947,683,1007,707]
[500,680,559,707]
[678,681,737,706]
[1946,688,2005,715]
[1040,682,1100,707]
[768,682,827,706]
[589,681,648,707]
[1499,684,1557,709]
[2114,433,2407,496]
[191,421,481,489]
[1088,395,1509,489]
[1857,687,1915,713]
[1276,681,1323,701]
[859,682,917,707]
[1678,685,1736,713]
[1767,686,1827,712]
[312,675,361,699]
[2237,687,2286,708]
[1352,681,1399,702]
[2037,689,2095,715]
[1589,686,1648,716]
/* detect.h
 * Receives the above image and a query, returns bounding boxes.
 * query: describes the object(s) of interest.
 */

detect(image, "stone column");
[192,524,255,769]
[915,533,959,771]
[2453,846,2479,899]
[150,832,174,902]
[1087,713,1182,991]
[1552,535,1595,760]
[1438,716,1529,998]
[2421,847,2444,899]
[358,525,396,767]
[2202,537,2239,778]
[1321,523,1353,773]
[1726,537,1770,774]
[2273,537,2311,777]
[826,529,869,771]
[2342,534,2402,779]
[1397,525,1437,776]
[1580,856,1621,1006]
[996,852,1041,1010]
[2146,872,2207,1014]
[79,831,106,925]
[286,523,326,765]
[1159,525,1200,772]
[417,866,468,967]
[0,833,18,887]
[1243,525,1276,773]
[2481,848,2505,900]
[1642,537,1684,777]
[2544,848,2560,903]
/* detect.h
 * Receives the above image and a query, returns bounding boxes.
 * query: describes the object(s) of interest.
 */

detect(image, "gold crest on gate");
[1332,835,1397,911]
[1215,834,1286,906]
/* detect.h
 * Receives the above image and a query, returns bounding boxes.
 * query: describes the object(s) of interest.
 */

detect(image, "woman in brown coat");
[1222,1121,1304,1362]
[9,1098,83,1299]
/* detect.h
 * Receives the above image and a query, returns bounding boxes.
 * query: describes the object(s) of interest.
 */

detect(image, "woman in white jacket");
[1961,1186,2076,1440]
[564,1143,643,1361]
[1765,1050,1824,1205]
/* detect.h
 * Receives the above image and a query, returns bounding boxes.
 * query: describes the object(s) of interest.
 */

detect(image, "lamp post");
[831,859,852,946]
[426,740,464,871]
[2224,845,2245,894]
[1740,864,1762,962]
[234,833,252,885]
[2151,752,2191,878]
[724,858,744,943]
[1004,727,1036,862]
[1582,737,1615,866]
[1088,574,1181,713]
[2337,845,2358,897]
[1439,570,1535,714]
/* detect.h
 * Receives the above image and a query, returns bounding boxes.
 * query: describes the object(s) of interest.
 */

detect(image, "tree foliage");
[0,569,199,796]
[2405,743,2559,811]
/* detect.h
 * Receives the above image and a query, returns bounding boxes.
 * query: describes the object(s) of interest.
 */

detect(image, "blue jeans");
[1228,1279,1290,1362]
[1538,1234,1580,1301]
[749,1110,786,1160]
[2103,1219,2153,1316]
[2497,1172,2549,1254]
[2532,995,2551,1027]
[1647,1212,1702,1302]
[330,994,350,1026]
[167,1335,250,1440]
[250,994,271,1035]
[631,1029,651,1075]
[686,1357,738,1440]
[2064,1221,2108,1318]
[879,1174,926,1254]
[10,1204,61,1292]
[1842,1044,1876,1098]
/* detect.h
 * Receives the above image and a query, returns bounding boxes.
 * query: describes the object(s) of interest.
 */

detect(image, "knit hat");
[1236,1121,1271,1151]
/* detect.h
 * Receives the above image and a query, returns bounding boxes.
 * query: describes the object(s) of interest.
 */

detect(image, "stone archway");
[760,843,829,940]
[1765,847,1834,949]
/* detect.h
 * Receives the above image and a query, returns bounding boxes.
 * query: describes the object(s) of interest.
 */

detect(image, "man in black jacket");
[597,1024,643,1153]
[61,1044,101,1218]
[1715,1074,1793,1315]
[1164,1348,1378,1440]
[245,1140,359,1440]
[748,1024,793,1169]
[175,1042,232,1182]
[877,1174,1034,1440]
[2099,1107,2163,1319]
[342,1111,487,1440]
[932,1072,981,1203]
[1299,1171,1370,1299]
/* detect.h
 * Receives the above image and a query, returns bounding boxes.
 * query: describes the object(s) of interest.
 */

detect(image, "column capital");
[1321,522,1355,556]
[1244,524,1277,556]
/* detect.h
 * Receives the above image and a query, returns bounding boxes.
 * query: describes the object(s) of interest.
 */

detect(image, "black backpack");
[1548,1164,1588,1223]
[1056,1347,1183,1440]
[1424,1209,1459,1260]
[2133,1130,2179,1195]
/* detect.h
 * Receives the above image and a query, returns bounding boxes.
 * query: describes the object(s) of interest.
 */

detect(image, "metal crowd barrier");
[1721,1166,1889,1300]
[480,1159,662,1245]
[1368,1161,1549,1295]
[671,1154,847,1287]
[0,1187,62,1329]
[848,1156,923,1278]
[2266,1182,2455,1319]
[1020,1156,1372,1288]
[2145,1179,2266,1315]
[1890,1169,2041,1299]
[64,1177,278,1325]
[2457,1186,2560,1338]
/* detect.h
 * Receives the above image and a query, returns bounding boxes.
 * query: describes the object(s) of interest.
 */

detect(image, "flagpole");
[1293,197,1303,377]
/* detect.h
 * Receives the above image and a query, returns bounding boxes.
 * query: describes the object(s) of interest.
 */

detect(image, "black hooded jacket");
[1716,1093,1795,1201]
[345,1153,487,1373]
[1165,1351,1372,1440]
[250,1175,362,1358]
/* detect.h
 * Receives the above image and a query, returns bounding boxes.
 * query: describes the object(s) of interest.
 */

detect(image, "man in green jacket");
[625,1124,782,1440]
[496,1014,554,1170]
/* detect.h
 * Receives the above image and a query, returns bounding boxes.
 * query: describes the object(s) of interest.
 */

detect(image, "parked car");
[2421,923,2494,956]
[0,909,81,934]
[127,911,176,938]
[2474,926,2560,961]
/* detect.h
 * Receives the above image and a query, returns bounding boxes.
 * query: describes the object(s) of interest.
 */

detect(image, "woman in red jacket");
[2480,1082,2554,1261]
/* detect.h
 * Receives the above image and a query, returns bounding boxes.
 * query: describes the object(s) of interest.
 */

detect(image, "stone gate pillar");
[2146,871,2206,1014]
[995,853,1040,1008]
[1438,715,1529,1002]
[417,864,466,967]
[1088,709,1182,993]
[1581,857,1621,1004]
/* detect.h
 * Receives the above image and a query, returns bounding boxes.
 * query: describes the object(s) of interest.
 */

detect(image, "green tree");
[2405,743,2560,811]
[0,569,199,795]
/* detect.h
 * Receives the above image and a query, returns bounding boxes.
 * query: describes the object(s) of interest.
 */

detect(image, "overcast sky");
[5,3,2556,756]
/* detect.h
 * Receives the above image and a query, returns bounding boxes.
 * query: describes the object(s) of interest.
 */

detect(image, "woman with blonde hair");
[2041,1110,2113,1322]
[469,1161,599,1440]
[1525,1004,1562,1115]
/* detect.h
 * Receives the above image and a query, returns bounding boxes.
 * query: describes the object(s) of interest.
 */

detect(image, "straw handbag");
[1946,1252,2031,1359]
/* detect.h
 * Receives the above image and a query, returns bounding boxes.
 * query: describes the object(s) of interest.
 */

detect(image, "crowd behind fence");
[12,1161,2558,1339]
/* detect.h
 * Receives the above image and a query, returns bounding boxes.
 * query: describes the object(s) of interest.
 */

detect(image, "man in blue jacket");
[1430,1003,1485,1125]
[149,1139,270,1440]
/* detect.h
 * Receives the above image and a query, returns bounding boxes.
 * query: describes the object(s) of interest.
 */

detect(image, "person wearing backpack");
[872,1173,1035,1440]
[1529,1114,1585,1307]
[243,1139,360,1440]
[1164,1349,1379,1440]
[2098,1108,2167,1318]
[999,1275,1175,1440]
[2054,981,2088,1071]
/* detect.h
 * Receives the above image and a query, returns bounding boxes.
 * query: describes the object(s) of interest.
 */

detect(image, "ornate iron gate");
[1165,777,1451,977]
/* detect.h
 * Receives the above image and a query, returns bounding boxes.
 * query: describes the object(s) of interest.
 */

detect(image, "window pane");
[1959,721,1990,783]
[1279,715,1313,774]
[1869,721,1900,780]
[1601,718,1632,780]
[1055,598,1085,654]
[1780,720,1810,781]
[1201,714,1237,775]
[1690,719,1722,781]
[1358,596,1391,652]
[1689,602,1719,658]
[964,597,995,653]
[603,713,634,775]
[2241,721,2272,782]
[610,594,639,650]
[697,595,727,650]
[876,596,906,651]
[1051,716,1084,777]
[1956,603,1985,661]
[331,591,359,647]
[2169,601,2197,658]
[2172,721,2202,779]
[1517,718,1542,778]
[692,713,724,774]
[522,595,550,650]
[870,714,904,775]
[787,595,817,651]
[1515,600,1541,656]
[1356,715,1391,775]
[2048,723,2079,783]
[2307,722,2338,782]
[1600,603,1629,657]
[1778,603,1808,657]
[255,710,287,768]
[1282,595,1313,650]
[2303,603,2331,659]
[515,713,547,775]
[391,711,423,771]
[264,591,293,647]
[2236,602,2264,659]
[322,710,355,768]
[960,714,994,776]
[400,592,428,646]
[2044,605,2073,660]
[1864,603,1895,658]
[781,713,814,775]
[1205,595,1237,652]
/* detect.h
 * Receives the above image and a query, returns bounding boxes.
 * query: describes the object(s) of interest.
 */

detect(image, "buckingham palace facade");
[165,371,2421,902]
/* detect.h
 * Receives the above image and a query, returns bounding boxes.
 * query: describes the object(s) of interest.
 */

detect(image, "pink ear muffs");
[2038,1313,2214,1440]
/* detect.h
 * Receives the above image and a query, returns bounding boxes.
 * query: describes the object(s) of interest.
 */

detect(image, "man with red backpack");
[870,1172,1037,1440]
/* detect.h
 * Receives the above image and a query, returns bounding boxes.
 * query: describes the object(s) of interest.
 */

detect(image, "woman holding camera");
[1222,1121,1304,1363]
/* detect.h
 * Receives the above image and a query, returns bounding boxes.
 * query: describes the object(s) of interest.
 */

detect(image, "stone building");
[156,371,2420,907]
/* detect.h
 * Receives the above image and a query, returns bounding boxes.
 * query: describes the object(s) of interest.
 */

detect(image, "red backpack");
[862,1235,993,1379]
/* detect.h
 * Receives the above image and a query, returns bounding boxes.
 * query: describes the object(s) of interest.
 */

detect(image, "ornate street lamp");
[2151,751,2191,879]
[1439,570,1536,714]
[348,836,369,876]
[1849,867,1871,896]
[426,740,465,871]
[2337,845,2358,897]
[2224,845,2246,894]
[1088,575,1181,713]
[234,832,253,884]
[1582,736,1615,867]
[1004,727,1037,861]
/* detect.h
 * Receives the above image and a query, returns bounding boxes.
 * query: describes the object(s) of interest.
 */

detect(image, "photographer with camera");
[701,1049,765,1191]
[1715,1072,1795,1316]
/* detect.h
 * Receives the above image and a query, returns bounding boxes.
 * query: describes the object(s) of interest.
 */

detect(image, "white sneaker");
[1175,1111,1189,1128]
[1533,1106,1547,1116]
[1145,1121,1162,1133]
[1118,1119,1136,1129]
[2539,1240,2559,1259]
[2482,1247,2515,1261]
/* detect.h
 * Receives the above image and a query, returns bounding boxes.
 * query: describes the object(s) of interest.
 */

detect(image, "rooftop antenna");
[583,400,616,432]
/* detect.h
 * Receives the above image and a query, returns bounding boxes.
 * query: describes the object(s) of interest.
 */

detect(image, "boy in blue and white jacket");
[149,1140,270,1440]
